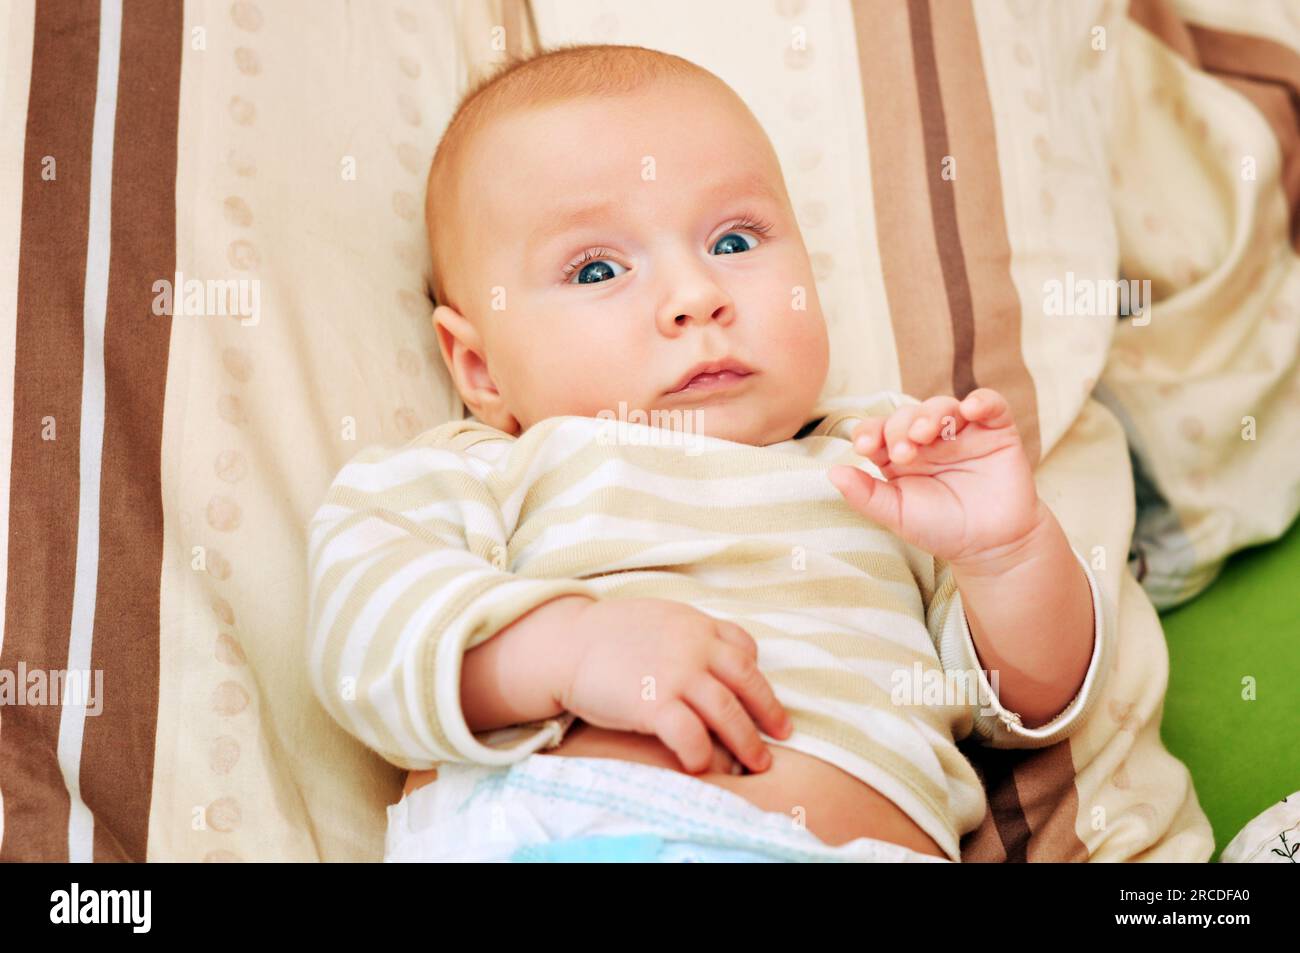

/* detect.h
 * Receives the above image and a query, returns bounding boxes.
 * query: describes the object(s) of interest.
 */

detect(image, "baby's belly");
[404,721,947,859]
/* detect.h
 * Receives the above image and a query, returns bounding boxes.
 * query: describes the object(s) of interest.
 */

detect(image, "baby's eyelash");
[559,215,775,281]
[561,246,616,280]
[726,214,775,236]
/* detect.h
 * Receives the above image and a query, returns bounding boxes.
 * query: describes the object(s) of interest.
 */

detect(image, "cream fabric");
[1097,1,1300,608]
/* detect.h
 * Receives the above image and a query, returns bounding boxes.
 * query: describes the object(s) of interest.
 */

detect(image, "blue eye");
[572,256,626,282]
[562,216,772,284]
[712,231,759,255]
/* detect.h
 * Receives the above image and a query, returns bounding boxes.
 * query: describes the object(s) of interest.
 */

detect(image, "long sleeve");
[924,546,1112,749]
[305,422,597,770]
[842,391,1113,748]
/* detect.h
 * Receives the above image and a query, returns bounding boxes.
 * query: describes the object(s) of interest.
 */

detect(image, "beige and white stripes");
[305,392,1110,862]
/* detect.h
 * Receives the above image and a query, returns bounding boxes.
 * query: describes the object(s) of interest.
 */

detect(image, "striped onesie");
[306,391,1111,860]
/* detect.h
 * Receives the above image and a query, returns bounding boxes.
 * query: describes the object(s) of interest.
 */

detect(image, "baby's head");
[426,44,829,446]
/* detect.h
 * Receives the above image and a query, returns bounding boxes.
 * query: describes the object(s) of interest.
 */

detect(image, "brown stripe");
[960,747,1031,862]
[0,0,100,863]
[1188,25,1300,93]
[927,0,1042,464]
[1217,75,1300,252]
[958,813,1007,861]
[906,0,978,403]
[851,0,956,401]
[1187,25,1300,253]
[1127,0,1200,64]
[957,753,1007,862]
[1128,1,1300,253]
[1021,741,1090,862]
[80,0,182,863]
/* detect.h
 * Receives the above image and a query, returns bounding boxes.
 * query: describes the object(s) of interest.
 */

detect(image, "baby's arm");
[829,388,1105,736]
[459,593,593,732]
[307,425,787,776]
[460,593,791,773]
[945,502,1094,727]
[304,433,599,770]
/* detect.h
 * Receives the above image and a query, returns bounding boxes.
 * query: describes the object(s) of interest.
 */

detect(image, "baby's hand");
[556,598,793,774]
[828,388,1041,565]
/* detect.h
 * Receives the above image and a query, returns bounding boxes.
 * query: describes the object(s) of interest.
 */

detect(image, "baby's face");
[436,77,829,446]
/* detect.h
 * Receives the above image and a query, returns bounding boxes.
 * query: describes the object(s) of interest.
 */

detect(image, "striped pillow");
[0,0,1214,864]
[0,0,522,862]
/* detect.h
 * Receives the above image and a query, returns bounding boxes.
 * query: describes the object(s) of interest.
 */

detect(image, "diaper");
[384,754,951,863]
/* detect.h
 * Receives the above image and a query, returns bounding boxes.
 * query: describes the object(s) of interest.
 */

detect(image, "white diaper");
[385,754,952,863]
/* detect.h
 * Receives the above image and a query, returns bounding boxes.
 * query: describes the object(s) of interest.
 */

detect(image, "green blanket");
[1159,515,1300,861]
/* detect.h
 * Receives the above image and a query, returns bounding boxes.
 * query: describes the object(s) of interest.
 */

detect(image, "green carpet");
[1158,515,1300,861]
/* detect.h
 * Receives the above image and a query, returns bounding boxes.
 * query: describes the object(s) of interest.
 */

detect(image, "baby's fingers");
[652,700,719,775]
[851,417,891,467]
[684,675,773,774]
[883,404,927,464]
[711,618,760,663]
[905,395,965,446]
[709,632,791,740]
[958,388,1014,429]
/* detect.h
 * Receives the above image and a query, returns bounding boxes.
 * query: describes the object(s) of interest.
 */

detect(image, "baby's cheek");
[750,270,824,340]
[769,305,828,373]
[527,358,622,419]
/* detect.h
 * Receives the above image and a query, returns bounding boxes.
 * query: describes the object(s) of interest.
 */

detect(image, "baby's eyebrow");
[529,173,784,248]
[529,199,623,246]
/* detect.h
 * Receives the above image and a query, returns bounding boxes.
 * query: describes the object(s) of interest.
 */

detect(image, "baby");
[306,44,1109,863]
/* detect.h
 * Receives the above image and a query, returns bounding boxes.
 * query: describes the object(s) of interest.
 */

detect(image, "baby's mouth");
[665,359,756,396]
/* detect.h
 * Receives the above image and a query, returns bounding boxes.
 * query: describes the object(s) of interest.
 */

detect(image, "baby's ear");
[431,304,470,375]
[432,305,518,433]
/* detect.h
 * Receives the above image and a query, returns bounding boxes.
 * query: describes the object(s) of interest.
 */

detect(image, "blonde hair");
[424,44,727,308]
